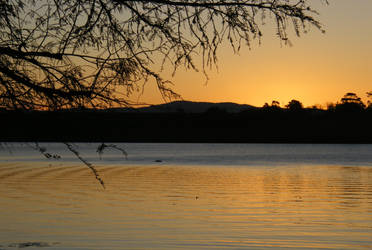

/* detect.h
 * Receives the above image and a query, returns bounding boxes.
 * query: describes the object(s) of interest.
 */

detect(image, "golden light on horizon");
[134,0,372,108]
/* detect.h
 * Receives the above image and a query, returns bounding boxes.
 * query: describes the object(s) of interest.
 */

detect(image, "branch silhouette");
[1,0,327,185]
[64,143,106,189]
[1,0,326,110]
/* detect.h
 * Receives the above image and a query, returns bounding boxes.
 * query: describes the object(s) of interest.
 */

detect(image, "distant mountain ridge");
[2,100,372,143]
[110,101,257,113]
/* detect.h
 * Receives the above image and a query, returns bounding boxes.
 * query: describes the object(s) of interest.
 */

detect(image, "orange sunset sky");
[133,0,372,108]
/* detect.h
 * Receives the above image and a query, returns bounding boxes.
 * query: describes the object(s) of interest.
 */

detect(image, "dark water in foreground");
[0,143,371,249]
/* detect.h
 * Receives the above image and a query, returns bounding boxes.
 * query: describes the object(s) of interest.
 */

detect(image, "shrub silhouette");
[285,100,303,111]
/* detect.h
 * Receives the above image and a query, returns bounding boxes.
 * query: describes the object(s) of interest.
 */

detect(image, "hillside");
[1,100,371,143]
[109,101,257,113]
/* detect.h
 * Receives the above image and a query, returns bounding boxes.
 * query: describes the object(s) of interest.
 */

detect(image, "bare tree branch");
[64,142,105,189]
[0,0,327,110]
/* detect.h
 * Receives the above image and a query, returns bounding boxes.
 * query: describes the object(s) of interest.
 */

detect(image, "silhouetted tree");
[341,93,363,105]
[1,0,326,110]
[367,91,372,109]
[262,100,282,114]
[285,99,303,111]
[271,100,281,108]
[336,92,365,113]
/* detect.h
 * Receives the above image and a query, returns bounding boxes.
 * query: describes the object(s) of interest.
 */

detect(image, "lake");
[0,143,371,249]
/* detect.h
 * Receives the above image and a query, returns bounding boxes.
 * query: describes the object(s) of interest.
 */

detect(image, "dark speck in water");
[7,242,59,248]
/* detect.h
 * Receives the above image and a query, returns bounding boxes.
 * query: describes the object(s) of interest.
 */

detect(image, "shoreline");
[2,110,372,144]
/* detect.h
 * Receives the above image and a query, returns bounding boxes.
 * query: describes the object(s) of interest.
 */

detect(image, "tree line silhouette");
[1,92,371,143]
[262,92,371,113]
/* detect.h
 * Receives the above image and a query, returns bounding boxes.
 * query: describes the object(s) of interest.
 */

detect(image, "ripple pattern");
[1,162,372,249]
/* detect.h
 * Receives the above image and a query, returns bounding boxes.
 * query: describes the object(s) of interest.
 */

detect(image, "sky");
[135,0,372,108]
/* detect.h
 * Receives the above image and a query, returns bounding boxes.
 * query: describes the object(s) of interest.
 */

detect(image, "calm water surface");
[0,143,371,249]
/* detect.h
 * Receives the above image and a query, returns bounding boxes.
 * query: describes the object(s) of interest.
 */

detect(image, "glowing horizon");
[132,0,372,108]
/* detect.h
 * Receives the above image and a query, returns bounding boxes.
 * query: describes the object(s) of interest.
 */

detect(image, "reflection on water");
[0,162,371,249]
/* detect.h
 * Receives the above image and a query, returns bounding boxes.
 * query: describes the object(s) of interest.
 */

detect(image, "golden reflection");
[0,163,371,249]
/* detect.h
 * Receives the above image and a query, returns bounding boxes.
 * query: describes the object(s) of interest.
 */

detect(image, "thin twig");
[96,143,128,160]
[64,142,105,189]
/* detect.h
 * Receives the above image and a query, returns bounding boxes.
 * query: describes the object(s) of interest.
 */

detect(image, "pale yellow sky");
[134,0,372,108]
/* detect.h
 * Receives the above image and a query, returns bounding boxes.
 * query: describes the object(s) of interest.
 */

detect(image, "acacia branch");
[0,0,326,110]
[0,64,92,101]
[0,47,63,60]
